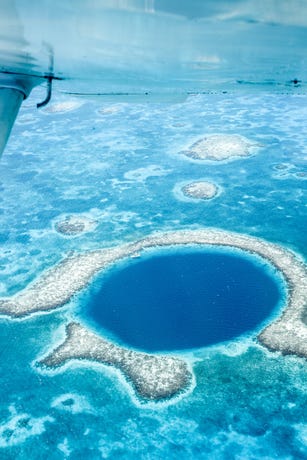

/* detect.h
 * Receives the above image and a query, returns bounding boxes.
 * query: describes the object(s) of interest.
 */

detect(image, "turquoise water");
[0,89,306,458]
[85,249,283,352]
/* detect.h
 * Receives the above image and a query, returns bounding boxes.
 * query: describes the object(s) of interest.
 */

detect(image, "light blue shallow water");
[0,89,306,458]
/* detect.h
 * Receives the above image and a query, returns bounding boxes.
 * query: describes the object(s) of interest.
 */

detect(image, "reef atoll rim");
[0,228,306,401]
[0,228,306,357]
[180,134,259,161]
[39,322,191,402]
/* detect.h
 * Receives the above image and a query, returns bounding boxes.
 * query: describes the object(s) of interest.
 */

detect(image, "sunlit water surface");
[0,87,306,459]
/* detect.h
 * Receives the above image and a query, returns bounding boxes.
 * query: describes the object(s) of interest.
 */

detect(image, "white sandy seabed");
[0,229,306,402]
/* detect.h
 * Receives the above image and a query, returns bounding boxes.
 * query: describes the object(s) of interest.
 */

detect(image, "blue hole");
[84,248,285,352]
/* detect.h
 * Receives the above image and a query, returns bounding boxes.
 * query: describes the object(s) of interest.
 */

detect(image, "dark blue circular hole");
[84,248,284,352]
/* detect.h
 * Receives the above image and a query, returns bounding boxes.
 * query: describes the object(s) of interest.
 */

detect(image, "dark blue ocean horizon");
[84,248,284,352]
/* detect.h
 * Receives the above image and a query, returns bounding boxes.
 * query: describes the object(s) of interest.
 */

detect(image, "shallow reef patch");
[180,134,259,162]
[54,215,97,236]
[181,181,219,200]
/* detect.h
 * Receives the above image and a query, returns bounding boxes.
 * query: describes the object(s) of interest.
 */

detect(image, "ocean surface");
[0,88,306,459]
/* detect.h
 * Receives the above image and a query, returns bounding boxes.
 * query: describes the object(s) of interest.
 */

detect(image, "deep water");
[86,249,283,351]
[0,88,306,459]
